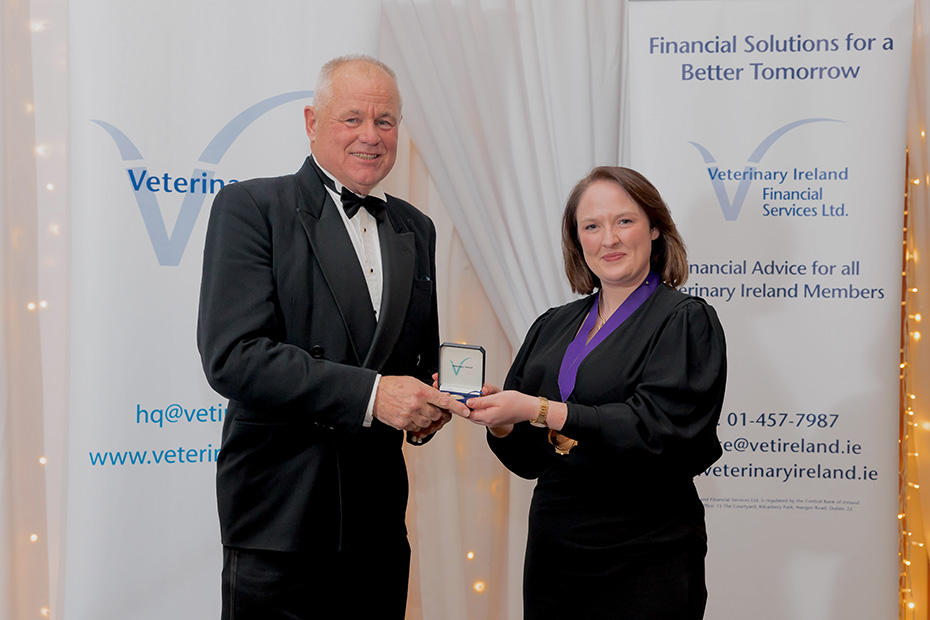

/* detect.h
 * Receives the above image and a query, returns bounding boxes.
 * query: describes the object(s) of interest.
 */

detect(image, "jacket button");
[309,345,325,359]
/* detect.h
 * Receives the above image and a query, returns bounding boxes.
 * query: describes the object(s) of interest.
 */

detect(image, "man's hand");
[373,375,470,432]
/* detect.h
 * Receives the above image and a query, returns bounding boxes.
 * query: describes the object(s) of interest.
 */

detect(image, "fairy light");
[29,534,38,543]
[466,551,475,560]
[38,457,47,465]
[902,147,919,619]
[473,580,486,593]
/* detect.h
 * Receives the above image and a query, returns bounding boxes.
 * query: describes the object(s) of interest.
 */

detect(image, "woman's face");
[575,180,659,293]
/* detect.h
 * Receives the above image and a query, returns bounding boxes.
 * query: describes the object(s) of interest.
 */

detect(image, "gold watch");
[530,396,549,427]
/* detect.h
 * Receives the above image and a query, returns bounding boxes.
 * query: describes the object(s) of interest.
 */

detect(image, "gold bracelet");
[530,396,549,427]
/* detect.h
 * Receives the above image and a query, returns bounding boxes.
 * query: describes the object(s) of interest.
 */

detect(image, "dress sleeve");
[563,299,727,476]
[485,309,557,479]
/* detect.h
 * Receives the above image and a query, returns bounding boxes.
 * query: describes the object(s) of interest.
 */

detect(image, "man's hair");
[313,54,403,114]
[561,166,689,294]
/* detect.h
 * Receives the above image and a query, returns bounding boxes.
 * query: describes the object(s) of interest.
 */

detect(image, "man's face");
[304,62,401,195]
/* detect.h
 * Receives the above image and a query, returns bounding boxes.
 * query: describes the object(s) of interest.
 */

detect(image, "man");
[197,55,468,619]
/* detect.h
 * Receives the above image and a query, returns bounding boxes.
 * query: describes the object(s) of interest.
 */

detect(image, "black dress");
[488,284,727,619]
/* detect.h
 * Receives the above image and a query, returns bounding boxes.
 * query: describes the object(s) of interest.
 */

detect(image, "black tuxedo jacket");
[197,156,439,553]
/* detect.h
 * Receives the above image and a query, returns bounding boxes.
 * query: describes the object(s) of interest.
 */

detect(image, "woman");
[465,166,726,619]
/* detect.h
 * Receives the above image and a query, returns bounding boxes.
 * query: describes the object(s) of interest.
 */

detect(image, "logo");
[94,90,313,266]
[689,118,843,221]
[449,357,473,376]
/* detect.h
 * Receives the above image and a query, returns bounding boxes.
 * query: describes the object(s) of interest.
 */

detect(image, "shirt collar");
[311,154,388,203]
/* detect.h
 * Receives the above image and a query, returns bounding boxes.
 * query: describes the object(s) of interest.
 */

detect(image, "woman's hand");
[466,390,568,438]
[479,383,501,396]
[462,390,533,437]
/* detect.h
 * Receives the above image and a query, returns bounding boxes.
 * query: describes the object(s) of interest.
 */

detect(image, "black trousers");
[221,539,410,620]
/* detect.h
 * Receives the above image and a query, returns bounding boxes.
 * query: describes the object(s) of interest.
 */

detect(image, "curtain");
[380,2,627,617]
[2,0,52,619]
[381,0,625,349]
[384,129,530,620]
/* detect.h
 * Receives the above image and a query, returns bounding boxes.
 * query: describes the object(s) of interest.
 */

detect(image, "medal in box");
[438,343,485,401]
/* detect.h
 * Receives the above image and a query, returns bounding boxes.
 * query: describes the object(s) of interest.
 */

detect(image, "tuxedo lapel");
[363,205,415,371]
[295,158,377,364]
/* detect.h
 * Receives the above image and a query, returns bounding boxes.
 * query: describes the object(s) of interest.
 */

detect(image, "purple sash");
[556,274,659,401]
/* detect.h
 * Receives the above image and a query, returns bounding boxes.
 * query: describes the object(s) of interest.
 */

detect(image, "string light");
[473,580,486,593]
[466,551,475,560]
[38,457,47,465]
[902,161,917,619]
[29,534,38,543]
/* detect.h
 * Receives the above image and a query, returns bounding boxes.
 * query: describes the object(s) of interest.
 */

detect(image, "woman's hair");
[561,166,688,294]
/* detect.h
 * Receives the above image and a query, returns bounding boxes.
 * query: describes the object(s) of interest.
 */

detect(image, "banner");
[65,2,384,617]
[628,1,912,618]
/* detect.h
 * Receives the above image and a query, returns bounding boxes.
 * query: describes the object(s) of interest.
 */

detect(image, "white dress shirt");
[315,161,385,428]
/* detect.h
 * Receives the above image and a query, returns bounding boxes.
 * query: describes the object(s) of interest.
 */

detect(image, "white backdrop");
[66,2,385,617]
[629,1,912,618]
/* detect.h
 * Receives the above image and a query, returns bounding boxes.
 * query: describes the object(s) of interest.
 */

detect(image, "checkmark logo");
[689,118,843,221]
[93,90,313,266]
[449,357,472,376]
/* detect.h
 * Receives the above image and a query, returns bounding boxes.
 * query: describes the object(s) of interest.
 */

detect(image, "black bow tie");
[341,187,386,221]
